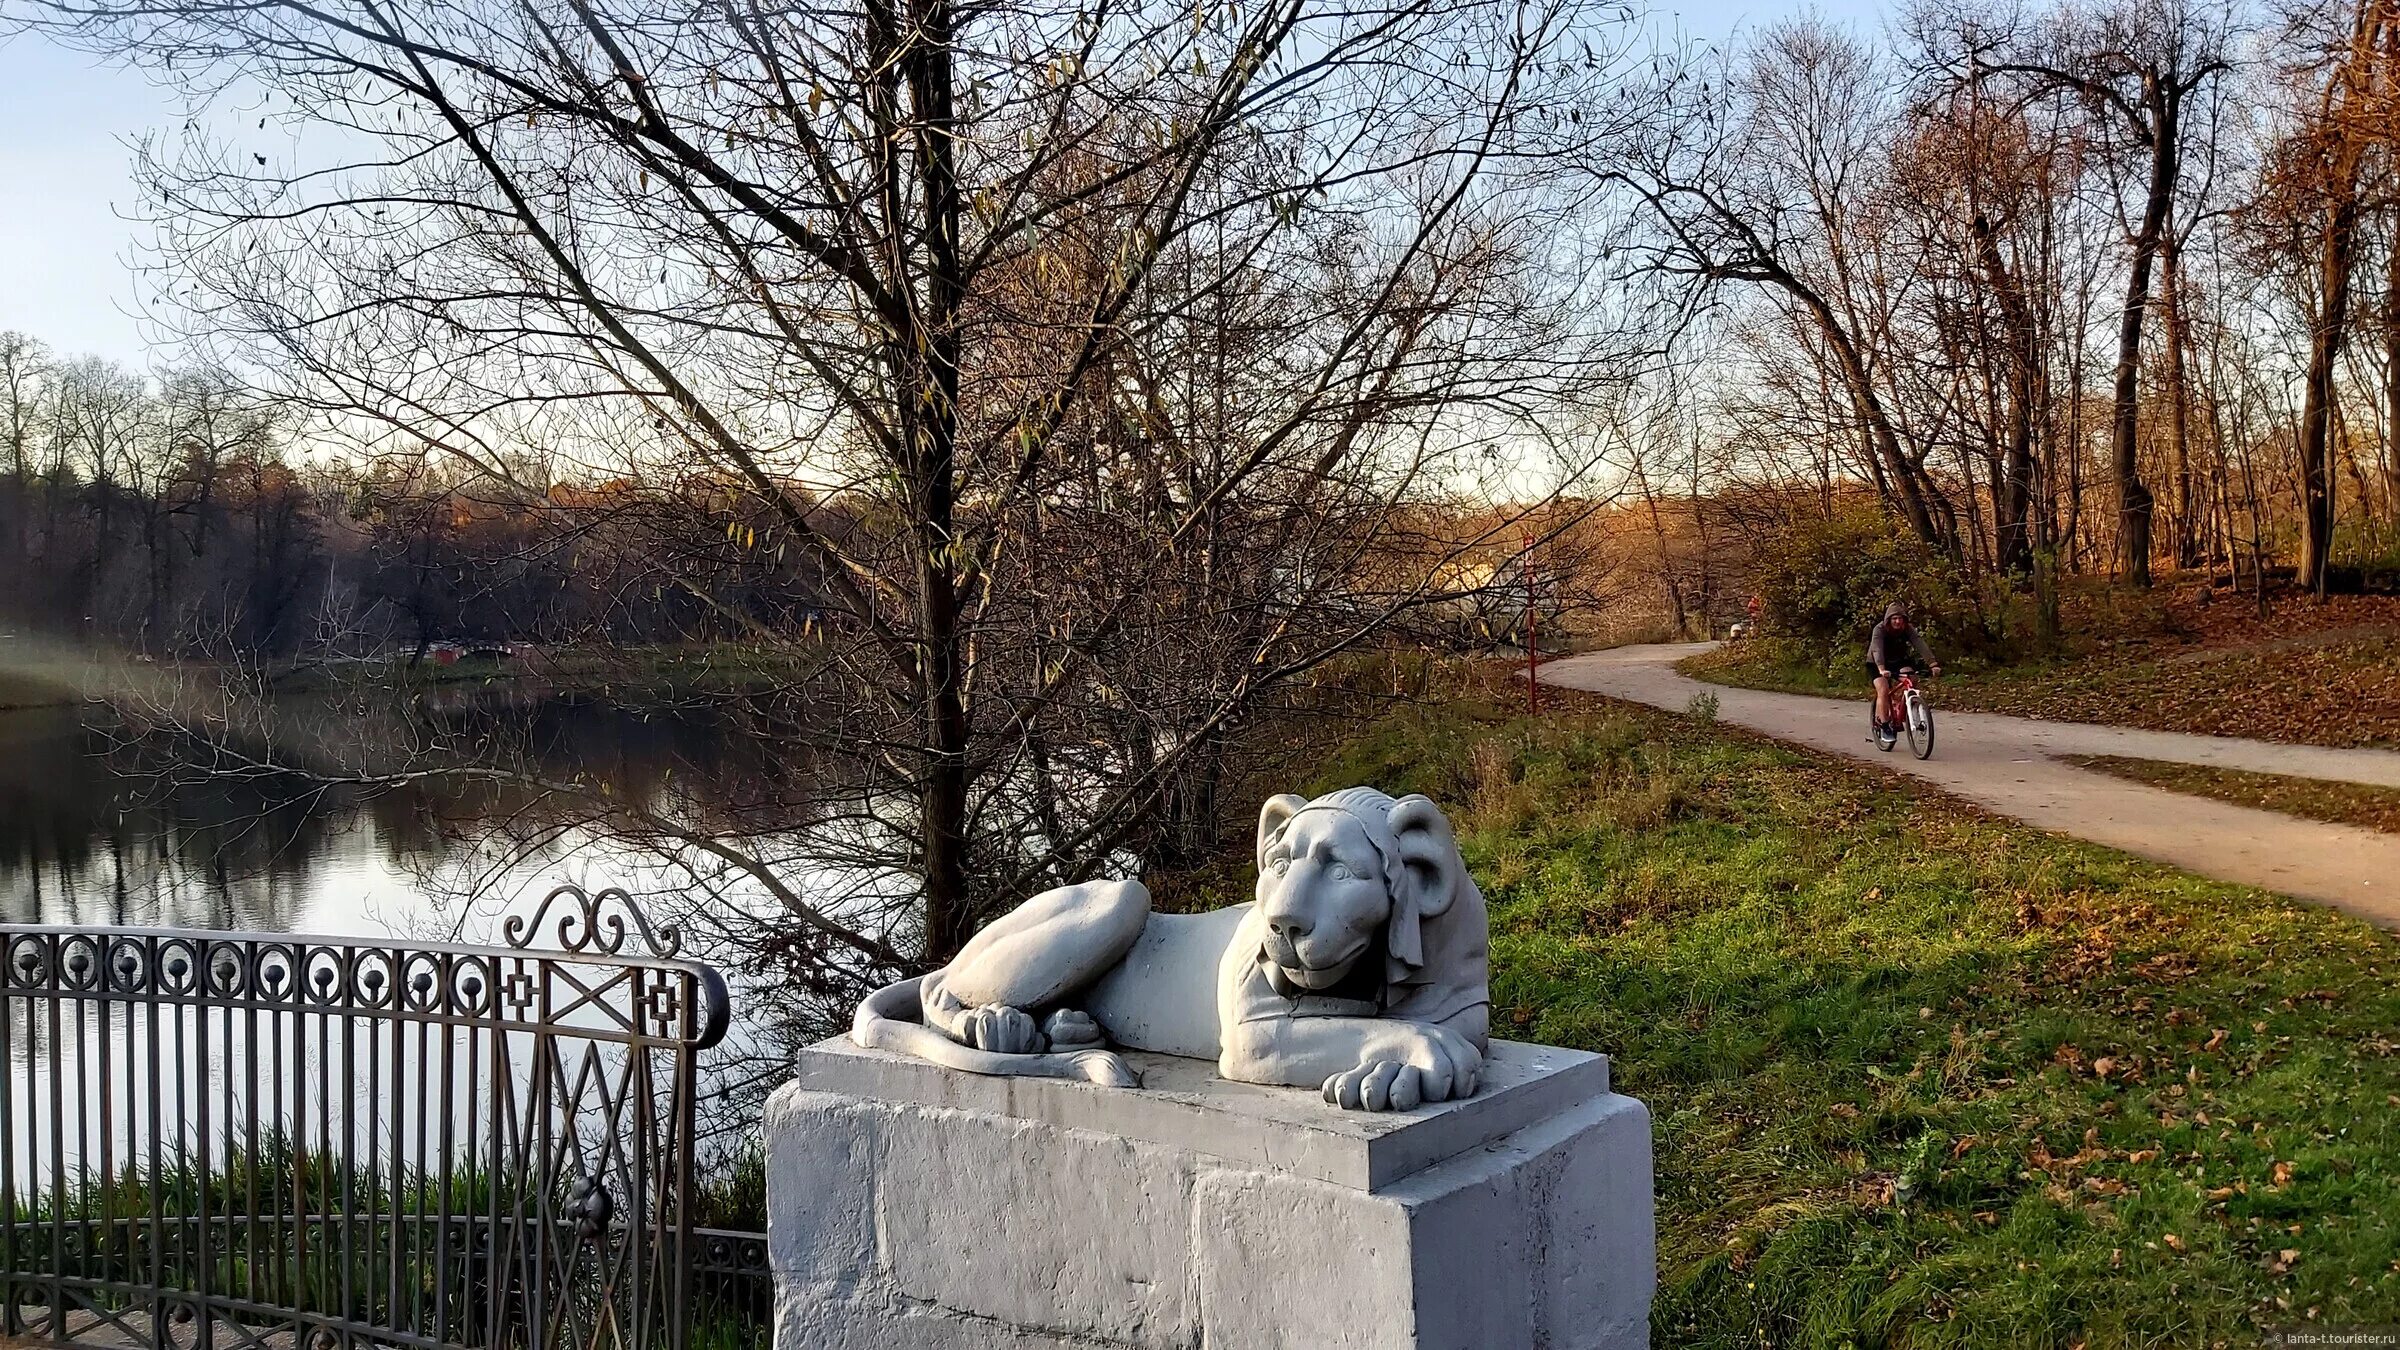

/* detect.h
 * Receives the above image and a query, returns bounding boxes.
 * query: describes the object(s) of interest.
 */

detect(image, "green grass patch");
[9,1135,771,1348]
[1268,690,2400,1347]
[1680,637,1876,696]
[2067,756,2400,837]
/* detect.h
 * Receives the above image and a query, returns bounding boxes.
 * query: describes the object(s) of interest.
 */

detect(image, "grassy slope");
[1274,689,2400,1348]
[1685,632,2400,750]
[2067,756,2400,837]
[1942,635,2400,749]
[1682,586,2400,750]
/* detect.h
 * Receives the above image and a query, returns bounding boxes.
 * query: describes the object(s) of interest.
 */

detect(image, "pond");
[0,690,789,1346]
[2,694,779,936]
[0,687,872,1148]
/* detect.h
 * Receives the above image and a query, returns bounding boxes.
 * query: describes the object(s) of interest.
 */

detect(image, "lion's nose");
[1267,914,1311,942]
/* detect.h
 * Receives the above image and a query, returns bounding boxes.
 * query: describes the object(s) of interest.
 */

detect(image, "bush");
[1754,508,1961,659]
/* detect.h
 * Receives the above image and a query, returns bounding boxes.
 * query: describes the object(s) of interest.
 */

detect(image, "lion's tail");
[851,976,1139,1089]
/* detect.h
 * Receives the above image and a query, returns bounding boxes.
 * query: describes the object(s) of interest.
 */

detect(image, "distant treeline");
[0,333,847,660]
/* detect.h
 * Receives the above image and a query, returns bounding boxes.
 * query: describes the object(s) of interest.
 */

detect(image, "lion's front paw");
[963,1003,1044,1054]
[1322,1060,1427,1112]
[1042,1008,1103,1049]
[1323,1020,1483,1111]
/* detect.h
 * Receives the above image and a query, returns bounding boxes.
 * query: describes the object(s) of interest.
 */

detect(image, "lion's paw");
[1322,1060,1425,1112]
[964,1003,1044,1054]
[1042,1008,1104,1049]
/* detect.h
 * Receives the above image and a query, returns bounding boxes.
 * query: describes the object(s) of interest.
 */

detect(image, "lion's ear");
[1256,793,1308,871]
[1385,795,1461,975]
[1389,795,1461,918]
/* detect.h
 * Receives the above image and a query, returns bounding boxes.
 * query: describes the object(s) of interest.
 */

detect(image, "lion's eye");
[1327,862,1350,880]
[1268,856,1290,875]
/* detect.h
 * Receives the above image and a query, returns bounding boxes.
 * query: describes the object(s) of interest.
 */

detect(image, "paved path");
[1539,643,2400,928]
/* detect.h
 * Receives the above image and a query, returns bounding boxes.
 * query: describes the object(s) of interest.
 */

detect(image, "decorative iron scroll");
[0,887,756,1350]
[505,883,686,958]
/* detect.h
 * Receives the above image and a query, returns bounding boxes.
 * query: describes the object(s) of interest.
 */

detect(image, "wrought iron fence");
[0,886,764,1350]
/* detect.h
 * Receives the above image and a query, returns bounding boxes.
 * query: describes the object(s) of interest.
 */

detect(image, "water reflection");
[3,707,391,935]
[0,696,812,943]
[1,689,870,1161]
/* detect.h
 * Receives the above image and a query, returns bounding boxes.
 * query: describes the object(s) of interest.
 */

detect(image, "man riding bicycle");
[1866,602,1940,739]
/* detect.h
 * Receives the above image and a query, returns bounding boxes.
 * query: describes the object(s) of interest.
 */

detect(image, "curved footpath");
[1539,643,2400,929]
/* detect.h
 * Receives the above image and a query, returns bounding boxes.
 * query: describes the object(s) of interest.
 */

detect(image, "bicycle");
[1872,666,1936,759]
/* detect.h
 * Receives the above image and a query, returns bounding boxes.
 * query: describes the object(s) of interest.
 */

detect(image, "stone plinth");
[765,1037,1653,1350]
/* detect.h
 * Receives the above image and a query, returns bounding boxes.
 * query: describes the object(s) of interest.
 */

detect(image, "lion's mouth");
[1268,937,1371,991]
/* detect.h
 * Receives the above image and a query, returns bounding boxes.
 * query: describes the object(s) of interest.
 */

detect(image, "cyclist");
[1866,602,1940,739]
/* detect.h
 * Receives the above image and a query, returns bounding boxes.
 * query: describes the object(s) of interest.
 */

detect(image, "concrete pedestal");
[765,1037,1653,1349]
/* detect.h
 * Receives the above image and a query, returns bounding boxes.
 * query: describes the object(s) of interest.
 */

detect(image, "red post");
[1523,531,1539,715]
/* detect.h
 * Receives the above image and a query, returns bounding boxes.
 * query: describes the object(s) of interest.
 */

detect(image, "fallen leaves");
[2132,951,2200,982]
[1944,623,2400,750]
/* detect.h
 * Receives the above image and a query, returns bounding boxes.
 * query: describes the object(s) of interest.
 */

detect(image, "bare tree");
[1613,23,1969,555]
[1967,0,2234,586]
[2260,0,2398,595]
[12,0,1655,981]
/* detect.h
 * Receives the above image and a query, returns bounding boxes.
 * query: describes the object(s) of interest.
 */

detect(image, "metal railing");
[0,886,755,1350]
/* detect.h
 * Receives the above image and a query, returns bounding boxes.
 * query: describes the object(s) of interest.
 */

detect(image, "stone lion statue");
[852,787,1490,1111]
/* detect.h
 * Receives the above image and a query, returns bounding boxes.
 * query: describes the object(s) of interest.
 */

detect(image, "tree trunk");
[1971,210,2039,577]
[2108,89,2178,588]
[2161,233,2200,570]
[903,0,978,965]
[2298,194,2360,598]
[1796,285,1944,550]
[2384,215,2400,521]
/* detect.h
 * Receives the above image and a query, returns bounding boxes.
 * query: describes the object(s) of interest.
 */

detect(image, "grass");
[1255,682,2400,1348]
[2066,756,2400,837]
[9,1137,770,1349]
[1680,636,1884,697]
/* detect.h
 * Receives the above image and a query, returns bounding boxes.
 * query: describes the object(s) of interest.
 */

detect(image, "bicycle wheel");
[1905,690,1934,759]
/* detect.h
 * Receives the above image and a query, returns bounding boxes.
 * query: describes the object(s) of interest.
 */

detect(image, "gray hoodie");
[1866,606,1932,672]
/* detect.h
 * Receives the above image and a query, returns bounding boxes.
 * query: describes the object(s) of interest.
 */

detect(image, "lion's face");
[1254,809,1395,991]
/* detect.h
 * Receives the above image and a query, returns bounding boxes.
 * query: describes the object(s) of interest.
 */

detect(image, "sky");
[0,0,1887,369]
